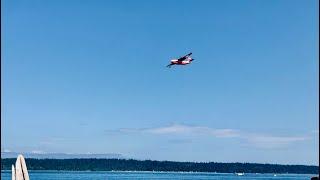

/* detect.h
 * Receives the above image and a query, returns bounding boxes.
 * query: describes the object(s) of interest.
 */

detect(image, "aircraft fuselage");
[167,53,194,68]
[170,59,191,65]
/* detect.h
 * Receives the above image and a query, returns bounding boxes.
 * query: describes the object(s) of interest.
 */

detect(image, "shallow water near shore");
[1,170,317,179]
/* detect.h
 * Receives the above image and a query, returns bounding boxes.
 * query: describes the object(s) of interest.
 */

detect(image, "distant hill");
[1,158,318,174]
[1,152,123,159]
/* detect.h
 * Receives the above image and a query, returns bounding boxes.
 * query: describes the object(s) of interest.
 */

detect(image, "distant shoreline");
[1,170,318,175]
[1,158,318,174]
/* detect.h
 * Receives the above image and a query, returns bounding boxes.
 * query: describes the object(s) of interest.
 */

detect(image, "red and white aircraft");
[167,53,194,68]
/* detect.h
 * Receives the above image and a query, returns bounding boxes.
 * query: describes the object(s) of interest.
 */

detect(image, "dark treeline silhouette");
[1,158,318,174]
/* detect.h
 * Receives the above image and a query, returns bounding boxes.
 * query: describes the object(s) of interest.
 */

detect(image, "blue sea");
[1,170,317,179]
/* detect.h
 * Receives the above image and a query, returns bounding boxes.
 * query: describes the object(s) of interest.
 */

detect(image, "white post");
[11,165,15,180]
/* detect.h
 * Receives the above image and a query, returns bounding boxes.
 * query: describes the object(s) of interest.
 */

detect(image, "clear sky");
[1,0,319,165]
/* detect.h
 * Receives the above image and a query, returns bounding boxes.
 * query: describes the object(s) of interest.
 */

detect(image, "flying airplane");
[166,53,194,68]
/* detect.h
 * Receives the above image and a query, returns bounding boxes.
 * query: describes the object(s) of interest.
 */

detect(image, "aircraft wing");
[177,52,192,61]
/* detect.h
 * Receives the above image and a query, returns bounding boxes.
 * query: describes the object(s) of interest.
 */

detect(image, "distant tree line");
[1,158,318,174]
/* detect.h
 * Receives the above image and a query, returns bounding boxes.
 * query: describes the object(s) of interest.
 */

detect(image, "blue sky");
[1,0,319,165]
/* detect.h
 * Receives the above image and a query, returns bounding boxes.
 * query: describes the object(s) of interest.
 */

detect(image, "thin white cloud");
[31,150,46,154]
[145,124,195,134]
[209,129,241,138]
[111,124,311,149]
[244,135,308,149]
[119,124,240,138]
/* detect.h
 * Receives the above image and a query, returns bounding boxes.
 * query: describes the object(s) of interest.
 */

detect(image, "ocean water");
[1,170,317,180]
